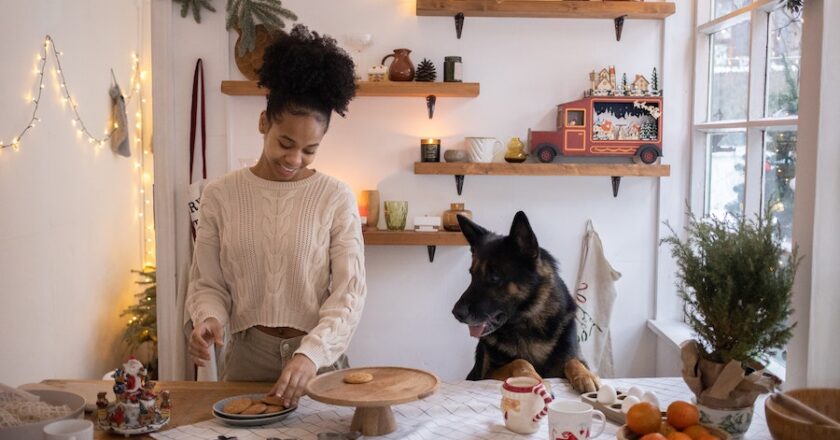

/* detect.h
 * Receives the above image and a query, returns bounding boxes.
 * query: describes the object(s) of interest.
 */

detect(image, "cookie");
[264,405,283,414]
[241,402,267,415]
[261,395,286,407]
[222,397,253,414]
[343,372,374,384]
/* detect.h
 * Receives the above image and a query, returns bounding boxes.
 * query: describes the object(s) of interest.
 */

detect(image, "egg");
[596,384,617,404]
[626,386,644,400]
[641,390,660,409]
[621,395,641,413]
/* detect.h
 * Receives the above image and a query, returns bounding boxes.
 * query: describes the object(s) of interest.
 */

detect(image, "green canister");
[444,56,462,82]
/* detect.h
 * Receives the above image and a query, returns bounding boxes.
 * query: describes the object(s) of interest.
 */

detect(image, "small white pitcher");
[500,376,553,434]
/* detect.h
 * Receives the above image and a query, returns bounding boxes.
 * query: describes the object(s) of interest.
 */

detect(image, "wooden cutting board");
[21,380,113,413]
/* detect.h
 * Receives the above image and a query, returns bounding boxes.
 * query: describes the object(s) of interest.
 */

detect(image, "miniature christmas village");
[587,66,662,142]
[97,358,170,435]
[584,66,660,98]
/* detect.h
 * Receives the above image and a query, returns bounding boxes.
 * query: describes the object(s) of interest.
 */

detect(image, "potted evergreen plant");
[662,210,799,439]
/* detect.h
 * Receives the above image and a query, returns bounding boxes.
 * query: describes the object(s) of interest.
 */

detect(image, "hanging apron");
[176,59,220,381]
[574,220,621,378]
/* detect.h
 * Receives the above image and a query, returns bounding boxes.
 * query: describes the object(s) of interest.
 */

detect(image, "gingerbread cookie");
[264,405,284,414]
[241,402,267,415]
[261,395,285,407]
[222,397,253,414]
[343,372,374,384]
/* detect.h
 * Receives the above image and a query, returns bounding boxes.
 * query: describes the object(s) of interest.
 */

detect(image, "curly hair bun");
[258,24,356,119]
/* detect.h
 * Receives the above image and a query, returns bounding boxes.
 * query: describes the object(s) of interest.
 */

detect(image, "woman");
[186,25,364,408]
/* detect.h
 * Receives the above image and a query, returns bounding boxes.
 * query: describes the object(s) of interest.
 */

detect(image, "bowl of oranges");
[616,400,731,440]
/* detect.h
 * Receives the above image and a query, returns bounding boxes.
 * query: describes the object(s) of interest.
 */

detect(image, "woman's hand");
[269,354,317,408]
[189,317,224,367]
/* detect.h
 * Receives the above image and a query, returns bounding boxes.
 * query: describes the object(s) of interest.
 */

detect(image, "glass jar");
[444,56,462,82]
[504,137,528,163]
[442,203,472,232]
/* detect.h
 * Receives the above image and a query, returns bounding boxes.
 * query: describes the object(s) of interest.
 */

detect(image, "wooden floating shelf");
[416,0,676,19]
[414,162,670,177]
[414,162,670,197]
[221,80,480,98]
[363,229,467,262]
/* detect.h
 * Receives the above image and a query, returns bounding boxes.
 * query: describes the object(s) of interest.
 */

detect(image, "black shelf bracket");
[614,15,627,41]
[455,12,465,39]
[455,175,465,195]
[611,176,621,197]
[426,94,437,119]
[427,245,437,262]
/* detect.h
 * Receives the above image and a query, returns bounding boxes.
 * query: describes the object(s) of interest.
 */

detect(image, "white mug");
[500,376,553,434]
[465,137,502,163]
[43,419,93,440]
[548,400,606,440]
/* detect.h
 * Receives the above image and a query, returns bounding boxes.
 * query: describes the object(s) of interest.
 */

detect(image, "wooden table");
[40,380,274,440]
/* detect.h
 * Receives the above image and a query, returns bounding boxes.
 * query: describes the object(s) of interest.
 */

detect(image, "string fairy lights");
[0,35,141,151]
[1,34,155,267]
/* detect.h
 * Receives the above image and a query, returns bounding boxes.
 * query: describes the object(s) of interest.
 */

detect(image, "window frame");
[690,0,799,218]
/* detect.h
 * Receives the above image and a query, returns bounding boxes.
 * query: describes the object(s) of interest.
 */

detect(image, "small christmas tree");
[651,67,660,96]
[621,73,628,96]
[120,266,158,378]
[640,121,657,140]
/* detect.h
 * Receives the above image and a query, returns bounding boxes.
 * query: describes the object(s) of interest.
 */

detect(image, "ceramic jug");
[381,48,415,81]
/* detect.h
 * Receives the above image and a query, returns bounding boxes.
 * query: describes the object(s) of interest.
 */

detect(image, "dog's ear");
[509,211,539,259]
[458,215,490,248]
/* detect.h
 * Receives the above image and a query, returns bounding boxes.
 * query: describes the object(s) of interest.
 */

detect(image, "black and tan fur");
[452,211,600,393]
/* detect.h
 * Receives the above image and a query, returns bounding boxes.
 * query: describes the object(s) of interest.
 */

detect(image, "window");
[692,0,801,368]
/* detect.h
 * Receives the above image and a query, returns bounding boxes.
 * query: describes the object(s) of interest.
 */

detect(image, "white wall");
[160,0,691,380]
[0,1,147,385]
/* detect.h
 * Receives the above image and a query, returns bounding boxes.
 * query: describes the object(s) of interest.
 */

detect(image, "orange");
[667,434,692,440]
[640,434,668,440]
[682,425,710,440]
[659,422,678,436]
[666,401,700,430]
[696,435,720,440]
[627,402,662,435]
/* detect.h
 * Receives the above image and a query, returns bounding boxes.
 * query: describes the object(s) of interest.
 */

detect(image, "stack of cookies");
[222,396,286,416]
[212,393,297,427]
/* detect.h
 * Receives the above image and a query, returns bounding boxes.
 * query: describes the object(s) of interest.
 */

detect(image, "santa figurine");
[159,390,172,420]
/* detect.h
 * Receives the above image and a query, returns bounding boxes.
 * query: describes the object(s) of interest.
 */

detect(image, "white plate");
[212,393,296,419]
[212,408,295,427]
[0,390,86,440]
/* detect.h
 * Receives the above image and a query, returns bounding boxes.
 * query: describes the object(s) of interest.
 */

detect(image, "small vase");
[697,403,754,440]
[359,190,380,230]
[381,48,415,81]
[442,203,472,232]
[504,137,528,163]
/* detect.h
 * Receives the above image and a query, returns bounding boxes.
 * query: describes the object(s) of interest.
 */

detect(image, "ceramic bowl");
[444,149,467,162]
[765,388,840,440]
[0,389,86,440]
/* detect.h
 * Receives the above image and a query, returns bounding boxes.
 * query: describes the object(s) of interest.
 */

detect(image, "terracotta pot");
[442,203,472,232]
[381,49,415,81]
[234,24,283,80]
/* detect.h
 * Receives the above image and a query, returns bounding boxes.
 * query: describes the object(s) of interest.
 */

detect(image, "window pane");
[709,20,751,121]
[713,0,751,19]
[705,131,746,218]
[766,9,802,117]
[763,129,797,251]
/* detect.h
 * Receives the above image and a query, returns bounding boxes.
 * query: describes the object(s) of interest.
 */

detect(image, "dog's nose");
[452,303,469,322]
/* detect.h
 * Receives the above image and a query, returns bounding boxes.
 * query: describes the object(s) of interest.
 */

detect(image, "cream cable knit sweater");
[186,167,366,368]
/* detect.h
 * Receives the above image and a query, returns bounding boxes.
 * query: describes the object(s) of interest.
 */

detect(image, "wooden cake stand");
[305,366,439,436]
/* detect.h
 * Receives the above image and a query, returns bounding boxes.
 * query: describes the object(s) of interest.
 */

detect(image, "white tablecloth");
[150,377,771,440]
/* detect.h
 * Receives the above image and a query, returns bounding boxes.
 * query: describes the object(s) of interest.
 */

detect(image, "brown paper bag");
[680,340,779,408]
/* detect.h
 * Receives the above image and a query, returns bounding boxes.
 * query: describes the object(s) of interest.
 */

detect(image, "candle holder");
[359,190,380,230]
[421,138,441,162]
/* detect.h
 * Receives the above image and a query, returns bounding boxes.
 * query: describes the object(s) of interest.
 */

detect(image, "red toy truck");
[528,96,663,164]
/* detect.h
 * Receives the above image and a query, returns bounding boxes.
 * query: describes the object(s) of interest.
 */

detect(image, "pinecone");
[415,59,437,82]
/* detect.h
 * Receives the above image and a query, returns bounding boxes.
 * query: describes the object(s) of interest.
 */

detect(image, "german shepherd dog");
[452,211,600,393]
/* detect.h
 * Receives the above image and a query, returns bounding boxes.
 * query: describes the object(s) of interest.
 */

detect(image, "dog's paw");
[563,358,601,394]
[569,370,601,394]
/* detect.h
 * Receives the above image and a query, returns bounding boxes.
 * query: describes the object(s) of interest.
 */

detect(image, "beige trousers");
[221,327,349,381]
